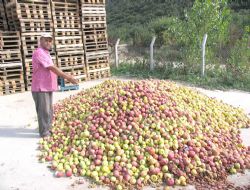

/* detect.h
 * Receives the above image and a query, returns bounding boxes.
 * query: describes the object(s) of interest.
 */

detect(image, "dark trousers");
[32,92,53,137]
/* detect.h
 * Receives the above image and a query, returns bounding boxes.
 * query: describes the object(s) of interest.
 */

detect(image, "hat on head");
[41,33,53,38]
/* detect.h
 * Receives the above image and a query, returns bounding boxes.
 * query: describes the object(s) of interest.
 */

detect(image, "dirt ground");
[0,78,249,190]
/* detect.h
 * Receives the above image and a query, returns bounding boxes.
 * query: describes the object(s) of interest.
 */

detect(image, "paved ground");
[0,78,249,190]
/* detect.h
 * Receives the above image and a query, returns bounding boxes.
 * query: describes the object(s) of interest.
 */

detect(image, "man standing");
[32,33,78,138]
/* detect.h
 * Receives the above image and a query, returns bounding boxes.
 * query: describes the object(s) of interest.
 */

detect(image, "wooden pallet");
[81,4,106,16]
[86,51,109,67]
[0,79,25,96]
[54,35,84,51]
[57,51,85,68]
[5,1,51,20]
[0,63,24,80]
[85,50,109,58]
[83,27,107,37]
[0,51,22,64]
[52,11,79,19]
[19,19,53,32]
[82,22,106,30]
[5,0,49,6]
[51,0,79,13]
[51,0,80,22]
[51,0,80,28]
[53,18,81,29]
[87,62,109,71]
[54,28,82,37]
[88,68,110,80]
[80,0,105,5]
[0,31,21,50]
[85,51,110,79]
[81,15,106,24]
[84,42,108,52]
[61,64,87,81]
[83,29,108,52]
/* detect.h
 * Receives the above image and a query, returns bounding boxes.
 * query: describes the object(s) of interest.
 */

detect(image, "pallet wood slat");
[80,0,105,5]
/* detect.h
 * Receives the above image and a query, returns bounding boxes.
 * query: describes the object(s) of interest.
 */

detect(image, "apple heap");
[38,80,250,189]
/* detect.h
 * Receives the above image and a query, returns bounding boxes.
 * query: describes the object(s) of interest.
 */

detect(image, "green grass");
[111,63,250,92]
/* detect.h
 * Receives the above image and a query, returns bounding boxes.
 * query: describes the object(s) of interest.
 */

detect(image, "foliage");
[108,0,250,90]
[162,0,231,73]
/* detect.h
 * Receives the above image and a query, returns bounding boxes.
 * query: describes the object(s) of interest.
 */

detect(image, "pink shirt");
[31,47,58,92]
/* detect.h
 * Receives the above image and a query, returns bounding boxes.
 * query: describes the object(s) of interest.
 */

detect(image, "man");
[32,33,78,138]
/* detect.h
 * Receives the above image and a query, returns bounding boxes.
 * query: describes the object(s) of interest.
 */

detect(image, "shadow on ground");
[0,127,39,138]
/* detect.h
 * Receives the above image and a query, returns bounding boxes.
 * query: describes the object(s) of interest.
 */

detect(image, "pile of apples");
[38,80,250,189]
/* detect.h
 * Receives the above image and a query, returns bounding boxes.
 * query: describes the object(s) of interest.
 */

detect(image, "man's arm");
[48,65,78,85]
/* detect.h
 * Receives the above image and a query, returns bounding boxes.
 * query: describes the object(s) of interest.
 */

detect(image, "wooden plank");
[56,50,84,56]
[80,0,105,5]
[0,62,22,67]
[55,43,84,50]
[85,50,109,58]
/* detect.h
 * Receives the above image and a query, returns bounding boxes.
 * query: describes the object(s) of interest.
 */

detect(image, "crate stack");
[0,31,25,95]
[0,0,8,31]
[80,0,110,79]
[51,0,87,84]
[4,0,55,89]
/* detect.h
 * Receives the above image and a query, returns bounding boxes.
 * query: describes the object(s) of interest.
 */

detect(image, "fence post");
[201,34,208,77]
[150,36,156,71]
[115,38,120,68]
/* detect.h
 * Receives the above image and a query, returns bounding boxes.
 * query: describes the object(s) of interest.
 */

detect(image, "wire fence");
[109,35,249,81]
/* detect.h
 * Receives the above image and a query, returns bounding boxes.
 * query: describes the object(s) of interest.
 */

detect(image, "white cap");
[41,33,53,38]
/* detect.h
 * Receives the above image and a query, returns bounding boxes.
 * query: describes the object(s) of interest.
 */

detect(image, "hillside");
[106,0,250,43]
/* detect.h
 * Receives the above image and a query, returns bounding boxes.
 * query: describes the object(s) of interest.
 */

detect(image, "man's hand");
[67,76,78,85]
[48,65,79,85]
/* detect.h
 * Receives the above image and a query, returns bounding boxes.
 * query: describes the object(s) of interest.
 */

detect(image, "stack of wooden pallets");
[4,0,55,90]
[0,0,8,31]
[51,0,87,84]
[0,0,110,95]
[0,31,25,95]
[80,0,110,79]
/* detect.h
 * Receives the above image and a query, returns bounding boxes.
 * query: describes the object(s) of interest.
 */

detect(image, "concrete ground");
[0,78,249,190]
